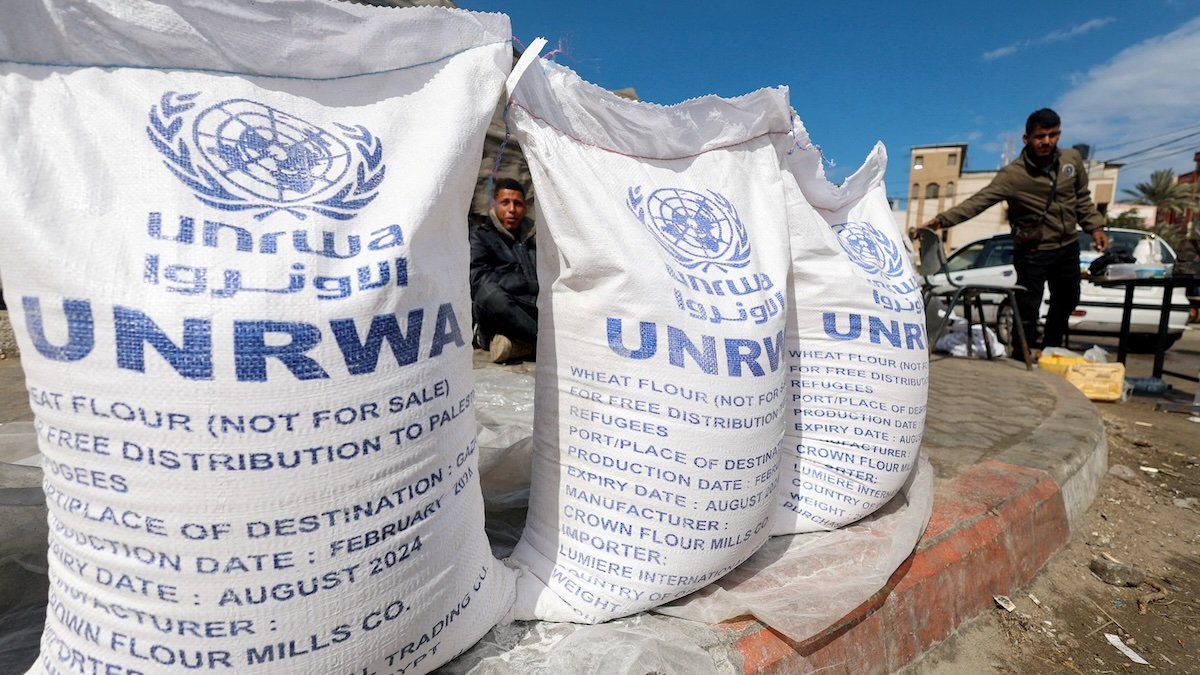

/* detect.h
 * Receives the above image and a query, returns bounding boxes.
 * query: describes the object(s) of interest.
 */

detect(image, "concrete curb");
[995,370,1108,531]
[715,371,1106,673]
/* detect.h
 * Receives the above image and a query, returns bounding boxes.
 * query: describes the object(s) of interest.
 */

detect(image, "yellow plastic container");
[1065,363,1126,402]
[1039,353,1087,377]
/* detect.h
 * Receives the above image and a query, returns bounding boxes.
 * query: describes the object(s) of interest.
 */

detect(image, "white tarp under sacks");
[772,119,928,534]
[0,2,514,673]
[506,60,793,623]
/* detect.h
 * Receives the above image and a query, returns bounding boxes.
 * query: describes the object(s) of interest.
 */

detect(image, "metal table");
[1089,274,1200,413]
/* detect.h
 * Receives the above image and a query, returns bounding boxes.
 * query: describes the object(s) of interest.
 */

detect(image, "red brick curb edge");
[722,460,1070,673]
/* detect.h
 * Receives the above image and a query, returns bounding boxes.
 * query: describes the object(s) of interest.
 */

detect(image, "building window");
[913,155,924,170]
[911,183,920,199]
[946,181,955,197]
[926,183,939,199]
[948,153,958,166]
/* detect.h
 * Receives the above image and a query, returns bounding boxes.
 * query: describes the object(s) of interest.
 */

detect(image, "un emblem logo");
[831,221,906,279]
[626,187,751,273]
[146,92,385,220]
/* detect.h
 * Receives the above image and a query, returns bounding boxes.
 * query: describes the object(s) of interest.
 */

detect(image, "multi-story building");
[903,143,1121,251]
[1107,202,1158,228]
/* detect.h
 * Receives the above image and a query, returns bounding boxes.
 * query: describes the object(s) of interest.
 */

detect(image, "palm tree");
[1121,169,1198,224]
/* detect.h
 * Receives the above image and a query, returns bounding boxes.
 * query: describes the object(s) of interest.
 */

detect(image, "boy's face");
[494,189,527,232]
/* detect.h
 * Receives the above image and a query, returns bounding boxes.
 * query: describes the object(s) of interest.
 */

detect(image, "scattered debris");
[1126,376,1170,396]
[1089,557,1146,587]
[1188,416,1200,423]
[1138,579,1168,614]
[993,594,1016,612]
[1105,633,1149,665]
[1019,395,1200,670]
[1027,593,1042,607]
[1107,464,1138,482]
[1088,597,1130,637]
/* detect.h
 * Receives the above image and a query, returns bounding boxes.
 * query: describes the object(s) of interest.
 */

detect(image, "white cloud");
[1054,17,1200,190]
[982,44,1020,61]
[983,17,1116,61]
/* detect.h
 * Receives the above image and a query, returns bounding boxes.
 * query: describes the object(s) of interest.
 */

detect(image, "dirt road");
[917,328,1200,673]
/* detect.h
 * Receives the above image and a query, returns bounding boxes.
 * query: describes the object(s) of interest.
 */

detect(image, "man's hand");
[1092,229,1109,252]
[908,217,941,239]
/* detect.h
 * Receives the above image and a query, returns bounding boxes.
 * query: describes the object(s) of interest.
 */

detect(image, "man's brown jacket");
[935,147,1104,250]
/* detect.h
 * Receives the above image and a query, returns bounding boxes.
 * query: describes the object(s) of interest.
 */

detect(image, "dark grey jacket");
[469,212,537,299]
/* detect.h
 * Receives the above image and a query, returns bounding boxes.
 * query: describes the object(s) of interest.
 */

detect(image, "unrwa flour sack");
[506,60,793,623]
[771,119,928,534]
[0,3,515,673]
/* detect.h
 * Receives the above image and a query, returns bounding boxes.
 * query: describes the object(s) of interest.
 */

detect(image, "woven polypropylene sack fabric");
[505,60,794,623]
[0,2,515,673]
[771,118,928,534]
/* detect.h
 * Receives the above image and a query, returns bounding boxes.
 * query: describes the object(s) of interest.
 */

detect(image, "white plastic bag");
[1041,346,1083,359]
[0,3,514,673]
[657,455,933,640]
[772,119,928,534]
[935,320,1007,358]
[506,60,793,622]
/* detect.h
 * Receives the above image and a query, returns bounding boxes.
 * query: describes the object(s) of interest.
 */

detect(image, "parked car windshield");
[946,241,986,272]
[979,239,1014,268]
[948,229,1171,273]
[1079,229,1160,260]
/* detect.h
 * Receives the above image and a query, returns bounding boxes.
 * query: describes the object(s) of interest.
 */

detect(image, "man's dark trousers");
[1013,242,1080,349]
[474,281,537,345]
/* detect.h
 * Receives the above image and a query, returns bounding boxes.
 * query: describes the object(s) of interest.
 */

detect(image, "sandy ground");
[916,329,1200,674]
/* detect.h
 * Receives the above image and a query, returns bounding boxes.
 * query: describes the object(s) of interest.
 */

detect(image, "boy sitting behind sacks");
[470,178,538,362]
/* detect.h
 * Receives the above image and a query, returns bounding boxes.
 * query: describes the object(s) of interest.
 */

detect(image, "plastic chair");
[913,228,1032,370]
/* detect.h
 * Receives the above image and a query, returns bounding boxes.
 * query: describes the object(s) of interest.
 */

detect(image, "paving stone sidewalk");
[921,357,1058,481]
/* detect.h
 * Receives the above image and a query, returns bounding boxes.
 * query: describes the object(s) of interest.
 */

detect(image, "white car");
[930,228,1190,352]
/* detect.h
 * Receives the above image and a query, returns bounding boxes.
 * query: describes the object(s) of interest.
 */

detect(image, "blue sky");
[458,0,1200,203]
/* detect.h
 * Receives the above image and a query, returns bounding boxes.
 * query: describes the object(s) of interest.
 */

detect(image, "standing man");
[916,108,1109,352]
[470,178,538,362]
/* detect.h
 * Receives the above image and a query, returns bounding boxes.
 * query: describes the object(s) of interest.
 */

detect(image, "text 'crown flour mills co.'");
[772,116,928,535]
[505,59,796,623]
[0,2,515,673]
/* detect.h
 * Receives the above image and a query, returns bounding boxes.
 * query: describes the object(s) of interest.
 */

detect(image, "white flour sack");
[0,2,514,673]
[506,61,793,623]
[771,120,928,535]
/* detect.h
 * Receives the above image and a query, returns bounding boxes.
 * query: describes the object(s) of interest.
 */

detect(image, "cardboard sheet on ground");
[469,368,934,668]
